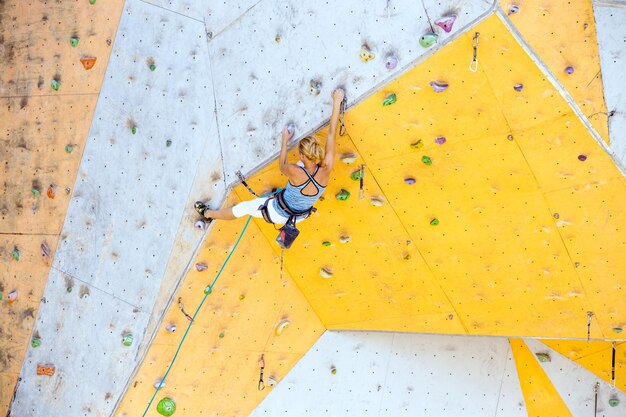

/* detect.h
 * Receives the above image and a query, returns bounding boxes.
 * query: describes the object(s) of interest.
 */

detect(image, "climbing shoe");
[194,201,212,220]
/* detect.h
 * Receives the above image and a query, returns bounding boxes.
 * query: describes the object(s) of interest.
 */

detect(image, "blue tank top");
[273,166,327,217]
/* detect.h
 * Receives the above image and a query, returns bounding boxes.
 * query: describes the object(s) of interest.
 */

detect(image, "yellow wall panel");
[511,339,573,417]
[500,0,609,142]
[116,195,325,417]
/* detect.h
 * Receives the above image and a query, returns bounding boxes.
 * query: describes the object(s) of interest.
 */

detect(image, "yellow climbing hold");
[360,45,375,62]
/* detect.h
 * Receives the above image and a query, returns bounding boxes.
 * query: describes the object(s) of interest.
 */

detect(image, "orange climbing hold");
[36,365,55,376]
[47,184,56,199]
[80,57,97,70]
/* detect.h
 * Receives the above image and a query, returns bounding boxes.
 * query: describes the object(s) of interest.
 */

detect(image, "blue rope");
[141,216,252,417]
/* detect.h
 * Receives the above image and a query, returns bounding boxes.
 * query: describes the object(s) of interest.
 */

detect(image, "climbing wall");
[592,1,626,168]
[251,332,527,416]
[0,0,125,413]
[242,13,626,339]
[114,194,324,417]
[8,0,222,415]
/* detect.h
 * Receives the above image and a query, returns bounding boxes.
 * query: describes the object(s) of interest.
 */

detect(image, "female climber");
[195,87,345,225]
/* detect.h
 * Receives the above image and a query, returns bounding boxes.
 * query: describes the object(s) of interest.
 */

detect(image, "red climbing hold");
[80,57,97,70]
[435,15,457,33]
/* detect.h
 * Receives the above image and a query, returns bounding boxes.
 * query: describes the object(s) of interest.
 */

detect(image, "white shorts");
[232,197,305,225]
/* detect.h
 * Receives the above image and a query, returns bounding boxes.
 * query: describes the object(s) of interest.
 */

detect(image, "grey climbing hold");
[435,136,446,145]
[404,177,416,185]
[309,80,321,96]
[508,5,520,15]
[513,83,524,92]
[195,263,208,272]
[166,139,172,147]
[565,66,575,75]
[419,33,438,48]
[385,54,398,70]
[435,15,457,33]
[429,81,448,93]
[41,242,51,259]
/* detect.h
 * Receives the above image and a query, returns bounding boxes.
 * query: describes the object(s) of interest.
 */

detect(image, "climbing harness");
[587,311,594,342]
[469,32,479,73]
[142,217,252,417]
[358,164,366,200]
[235,170,259,197]
[177,297,193,322]
[339,96,347,137]
[258,354,265,391]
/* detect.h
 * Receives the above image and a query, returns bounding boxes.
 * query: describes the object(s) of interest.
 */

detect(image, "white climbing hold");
[267,376,277,387]
[153,379,166,389]
[369,197,384,207]
[339,236,352,244]
[194,220,206,231]
[340,153,357,164]
[275,319,291,335]
[384,54,398,70]
[320,267,333,278]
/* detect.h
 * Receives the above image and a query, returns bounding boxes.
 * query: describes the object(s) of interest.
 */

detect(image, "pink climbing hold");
[434,15,457,33]
[195,263,208,272]
[508,5,520,15]
[578,154,587,161]
[429,81,449,93]
[435,136,446,145]
[385,54,398,70]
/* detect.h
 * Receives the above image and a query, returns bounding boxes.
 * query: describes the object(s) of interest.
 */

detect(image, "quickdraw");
[177,297,193,322]
[235,170,259,197]
[587,311,594,342]
[358,164,365,200]
[258,354,265,391]
[469,32,479,73]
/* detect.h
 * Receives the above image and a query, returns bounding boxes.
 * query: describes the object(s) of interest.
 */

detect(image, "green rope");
[141,216,252,417]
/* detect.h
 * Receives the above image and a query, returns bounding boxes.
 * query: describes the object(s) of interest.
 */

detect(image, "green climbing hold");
[335,189,350,201]
[535,352,551,363]
[70,37,79,47]
[149,64,157,71]
[430,218,439,226]
[421,155,432,166]
[131,126,137,135]
[51,79,60,91]
[204,285,212,295]
[89,0,96,4]
[382,93,397,106]
[166,139,172,147]
[122,334,133,347]
[419,33,438,48]
[612,327,623,333]
[65,145,74,153]
[11,247,20,261]
[32,188,40,196]
[350,170,362,181]
[31,338,42,348]
[218,332,225,338]
[322,241,332,247]
[156,397,176,416]
[609,398,620,407]
[67,286,73,293]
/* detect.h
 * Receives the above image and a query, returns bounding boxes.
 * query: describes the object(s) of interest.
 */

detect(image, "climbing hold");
[80,57,97,70]
[70,37,79,47]
[507,134,514,141]
[513,83,524,92]
[66,285,73,293]
[335,189,350,201]
[51,79,60,91]
[65,144,74,153]
[309,80,321,96]
[404,177,416,185]
[131,126,137,135]
[195,262,208,272]
[609,398,620,407]
[339,235,352,244]
[165,324,177,332]
[274,35,281,43]
[41,242,51,259]
[612,327,623,333]
[435,15,457,33]
[7,290,18,303]
[574,262,580,267]
[286,123,295,135]
[421,155,433,166]
[553,213,560,219]
[340,153,357,164]
[360,45,375,62]
[535,352,551,362]
[194,220,207,231]
[11,247,20,261]
[350,170,362,181]
[382,93,397,106]
[89,0,96,4]
[122,333,133,347]
[578,154,587,161]
[508,4,520,15]
[565,66,575,75]
[218,332,225,338]
[204,285,212,295]
[31,338,42,348]
[47,184,56,199]
[166,139,172,147]
[430,218,439,226]
[435,136,446,145]
[275,319,290,335]
[32,187,40,197]
[385,54,398,70]
[267,376,277,386]
[154,379,166,389]
[149,63,157,71]
[330,366,337,375]
[419,33,438,48]
[369,197,384,207]
[320,267,333,279]
[410,139,424,149]
[322,241,332,247]
[156,397,176,416]
[429,81,448,93]
[36,365,55,376]
[239,294,245,301]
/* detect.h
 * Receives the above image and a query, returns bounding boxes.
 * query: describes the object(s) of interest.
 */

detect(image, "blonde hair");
[298,136,325,164]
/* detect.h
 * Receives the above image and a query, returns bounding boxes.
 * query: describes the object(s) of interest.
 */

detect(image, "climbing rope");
[141,216,252,417]
[469,32,479,73]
